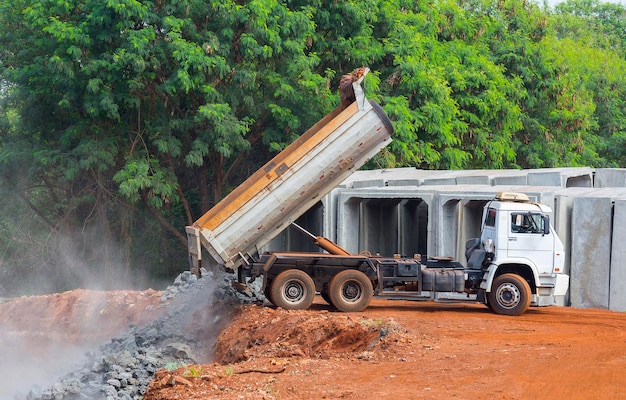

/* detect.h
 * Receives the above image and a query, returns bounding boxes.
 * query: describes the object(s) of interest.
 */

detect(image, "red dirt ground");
[2,290,626,399]
[0,289,164,349]
[147,297,626,400]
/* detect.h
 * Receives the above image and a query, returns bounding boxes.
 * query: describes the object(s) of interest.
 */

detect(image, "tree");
[548,0,626,166]
[0,0,333,291]
[2,0,626,294]
[361,0,522,169]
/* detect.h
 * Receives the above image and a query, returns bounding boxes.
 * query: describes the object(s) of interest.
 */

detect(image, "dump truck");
[186,71,569,316]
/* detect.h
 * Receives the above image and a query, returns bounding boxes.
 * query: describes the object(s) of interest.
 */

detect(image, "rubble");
[19,269,264,400]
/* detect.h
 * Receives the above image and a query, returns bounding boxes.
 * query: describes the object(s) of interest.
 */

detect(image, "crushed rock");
[18,269,265,400]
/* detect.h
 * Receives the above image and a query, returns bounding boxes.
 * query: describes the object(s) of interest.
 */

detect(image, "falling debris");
[339,66,368,107]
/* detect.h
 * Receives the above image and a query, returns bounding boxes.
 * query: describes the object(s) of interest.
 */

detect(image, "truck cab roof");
[490,192,552,213]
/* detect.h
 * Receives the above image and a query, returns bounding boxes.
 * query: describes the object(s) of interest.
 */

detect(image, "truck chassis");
[246,231,533,316]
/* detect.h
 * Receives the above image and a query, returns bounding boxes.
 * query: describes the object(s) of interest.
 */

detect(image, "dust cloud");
[0,269,237,399]
[0,326,89,399]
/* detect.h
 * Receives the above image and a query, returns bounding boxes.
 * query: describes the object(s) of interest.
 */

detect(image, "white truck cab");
[478,192,569,314]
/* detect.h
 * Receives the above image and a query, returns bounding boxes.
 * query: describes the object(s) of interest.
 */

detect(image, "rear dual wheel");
[268,269,373,312]
[328,270,373,312]
[269,270,315,310]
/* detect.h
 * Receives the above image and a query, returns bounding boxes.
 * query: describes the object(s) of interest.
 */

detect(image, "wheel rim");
[341,280,363,303]
[494,282,521,309]
[283,280,306,304]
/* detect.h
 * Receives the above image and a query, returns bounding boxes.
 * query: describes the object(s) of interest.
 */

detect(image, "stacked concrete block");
[429,188,497,260]
[342,167,598,188]
[422,177,457,186]
[335,187,434,257]
[352,179,386,189]
[610,200,626,311]
[527,170,565,187]
[386,179,421,187]
[527,167,594,187]
[491,174,528,186]
[456,175,491,185]
[553,193,575,277]
[569,197,613,309]
[263,201,325,253]
[594,168,626,188]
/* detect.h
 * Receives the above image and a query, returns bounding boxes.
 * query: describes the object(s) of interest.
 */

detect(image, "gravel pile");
[19,270,265,400]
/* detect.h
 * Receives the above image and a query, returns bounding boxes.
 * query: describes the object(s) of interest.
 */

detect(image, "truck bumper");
[534,274,569,307]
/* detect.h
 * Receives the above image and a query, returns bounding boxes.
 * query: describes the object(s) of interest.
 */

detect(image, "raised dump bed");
[186,73,394,273]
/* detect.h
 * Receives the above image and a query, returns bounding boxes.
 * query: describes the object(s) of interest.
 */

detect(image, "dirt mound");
[142,298,626,400]
[143,303,416,400]
[0,289,163,347]
[213,305,414,363]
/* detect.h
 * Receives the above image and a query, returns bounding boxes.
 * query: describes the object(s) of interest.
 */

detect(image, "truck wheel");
[270,270,315,310]
[328,270,373,312]
[488,273,531,316]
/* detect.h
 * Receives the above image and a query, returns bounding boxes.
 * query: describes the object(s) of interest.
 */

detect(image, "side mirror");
[543,215,550,235]
[484,238,495,253]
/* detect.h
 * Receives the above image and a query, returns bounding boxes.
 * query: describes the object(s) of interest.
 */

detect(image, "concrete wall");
[610,200,626,311]
[570,197,612,309]
[595,169,626,188]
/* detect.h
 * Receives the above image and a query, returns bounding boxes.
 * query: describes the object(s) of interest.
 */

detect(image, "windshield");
[511,213,544,234]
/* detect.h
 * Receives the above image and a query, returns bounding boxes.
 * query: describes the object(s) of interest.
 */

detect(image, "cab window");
[511,213,544,234]
[485,208,496,227]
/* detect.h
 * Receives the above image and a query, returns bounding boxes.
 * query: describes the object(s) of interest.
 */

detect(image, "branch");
[165,151,193,225]
[17,191,57,230]
[142,197,187,246]
[223,120,264,185]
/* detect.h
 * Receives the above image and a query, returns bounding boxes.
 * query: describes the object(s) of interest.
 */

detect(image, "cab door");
[507,212,553,274]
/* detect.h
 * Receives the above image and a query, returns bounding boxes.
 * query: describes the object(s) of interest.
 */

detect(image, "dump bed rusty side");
[186,84,393,272]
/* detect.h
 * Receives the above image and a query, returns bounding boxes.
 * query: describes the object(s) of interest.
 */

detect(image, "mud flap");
[477,288,487,304]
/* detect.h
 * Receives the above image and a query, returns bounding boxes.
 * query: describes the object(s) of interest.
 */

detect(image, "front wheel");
[269,269,315,310]
[488,273,531,316]
[328,270,373,312]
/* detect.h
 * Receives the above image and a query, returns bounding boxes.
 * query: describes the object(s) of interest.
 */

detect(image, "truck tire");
[270,269,315,310]
[488,273,531,316]
[328,270,373,312]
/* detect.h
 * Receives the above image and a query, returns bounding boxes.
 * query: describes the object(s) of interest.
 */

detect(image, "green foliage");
[1,0,626,291]
[548,0,626,167]
[183,365,204,378]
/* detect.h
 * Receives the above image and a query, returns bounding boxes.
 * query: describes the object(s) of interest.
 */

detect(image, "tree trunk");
[143,197,187,246]
[165,151,193,224]
[212,153,224,205]
[177,184,194,225]
[198,166,211,214]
